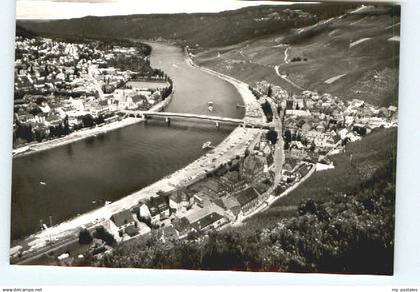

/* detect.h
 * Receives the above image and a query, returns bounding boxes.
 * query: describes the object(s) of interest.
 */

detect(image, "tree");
[43,65,49,77]
[284,129,292,143]
[79,228,93,244]
[298,199,318,216]
[267,85,272,97]
[63,116,70,135]
[94,115,105,125]
[309,140,316,151]
[261,100,273,122]
[18,123,34,142]
[33,126,46,142]
[174,241,202,269]
[186,230,199,241]
[82,114,94,128]
[201,232,247,270]
[266,130,278,145]
[94,226,115,246]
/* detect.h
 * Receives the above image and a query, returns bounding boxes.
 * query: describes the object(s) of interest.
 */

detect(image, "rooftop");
[191,212,224,231]
[235,187,259,207]
[110,209,135,227]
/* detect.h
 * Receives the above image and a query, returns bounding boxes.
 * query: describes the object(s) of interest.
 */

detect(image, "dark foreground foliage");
[82,152,395,274]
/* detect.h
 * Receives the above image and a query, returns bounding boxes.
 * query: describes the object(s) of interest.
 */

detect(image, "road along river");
[11,42,245,242]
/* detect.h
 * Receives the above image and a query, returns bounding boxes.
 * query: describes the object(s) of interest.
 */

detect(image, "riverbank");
[13,85,174,159]
[185,50,265,124]
[10,44,264,261]
[13,117,142,158]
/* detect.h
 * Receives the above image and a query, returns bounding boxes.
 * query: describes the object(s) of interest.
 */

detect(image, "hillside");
[16,3,359,48]
[195,4,400,107]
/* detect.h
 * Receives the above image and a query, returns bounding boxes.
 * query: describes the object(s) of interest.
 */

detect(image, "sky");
[16,0,310,20]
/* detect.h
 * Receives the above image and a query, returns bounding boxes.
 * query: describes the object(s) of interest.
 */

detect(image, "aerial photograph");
[10,0,399,275]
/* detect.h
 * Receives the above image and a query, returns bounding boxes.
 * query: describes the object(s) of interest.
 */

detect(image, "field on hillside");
[195,5,400,107]
[225,127,397,236]
[18,4,346,48]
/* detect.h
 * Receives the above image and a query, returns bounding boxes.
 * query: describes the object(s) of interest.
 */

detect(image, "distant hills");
[16,2,400,106]
[17,3,360,48]
[16,24,37,38]
[194,4,400,106]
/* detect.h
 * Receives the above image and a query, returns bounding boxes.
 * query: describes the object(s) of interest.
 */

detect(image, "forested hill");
[16,25,37,38]
[17,3,362,48]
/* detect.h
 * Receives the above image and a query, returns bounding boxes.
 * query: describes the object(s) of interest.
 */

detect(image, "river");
[11,42,244,241]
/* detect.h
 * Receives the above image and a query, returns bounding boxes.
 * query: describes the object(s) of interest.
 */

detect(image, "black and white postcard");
[10,0,399,275]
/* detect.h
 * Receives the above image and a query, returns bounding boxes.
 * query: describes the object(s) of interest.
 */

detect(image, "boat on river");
[202,141,213,149]
[208,101,214,112]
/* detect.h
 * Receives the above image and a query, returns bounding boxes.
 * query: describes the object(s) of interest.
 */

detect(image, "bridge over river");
[10,42,260,243]
[121,110,274,130]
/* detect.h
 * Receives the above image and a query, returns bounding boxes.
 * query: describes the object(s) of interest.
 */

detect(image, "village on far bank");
[10,36,398,265]
[13,36,172,153]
